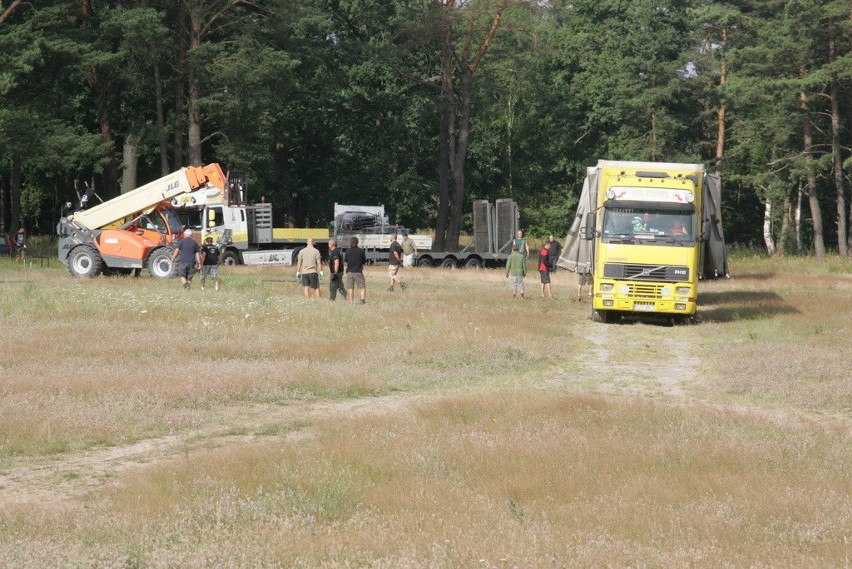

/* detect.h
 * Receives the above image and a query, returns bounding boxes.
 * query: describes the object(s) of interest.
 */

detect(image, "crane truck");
[57,164,227,277]
[558,160,728,323]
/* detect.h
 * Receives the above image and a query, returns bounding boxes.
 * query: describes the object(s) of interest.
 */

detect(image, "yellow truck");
[559,160,728,323]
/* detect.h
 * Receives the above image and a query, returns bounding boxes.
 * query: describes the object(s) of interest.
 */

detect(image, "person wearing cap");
[171,228,202,290]
[199,236,221,291]
[401,231,417,268]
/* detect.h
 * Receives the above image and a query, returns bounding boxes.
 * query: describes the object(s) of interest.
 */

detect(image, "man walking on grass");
[296,237,323,299]
[506,242,526,298]
[199,236,221,291]
[387,232,406,292]
[171,228,201,290]
[327,239,347,301]
[344,236,368,304]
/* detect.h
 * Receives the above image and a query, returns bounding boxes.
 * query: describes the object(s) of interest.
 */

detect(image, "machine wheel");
[148,248,176,279]
[440,257,458,269]
[68,245,103,277]
[463,257,482,269]
[416,256,435,268]
[221,250,241,266]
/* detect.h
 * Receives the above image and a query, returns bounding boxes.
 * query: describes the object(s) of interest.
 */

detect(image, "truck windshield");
[602,207,694,244]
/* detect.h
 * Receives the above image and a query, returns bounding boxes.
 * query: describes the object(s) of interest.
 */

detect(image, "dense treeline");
[2,0,852,256]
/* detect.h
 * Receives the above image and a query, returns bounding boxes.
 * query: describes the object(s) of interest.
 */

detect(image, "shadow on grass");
[724,272,776,281]
[698,290,799,322]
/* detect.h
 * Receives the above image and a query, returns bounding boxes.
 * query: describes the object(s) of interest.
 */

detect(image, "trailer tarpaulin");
[557,167,597,274]
[700,172,729,279]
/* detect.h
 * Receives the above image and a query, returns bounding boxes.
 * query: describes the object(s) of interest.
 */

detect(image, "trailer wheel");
[68,245,103,277]
[440,258,457,269]
[416,256,435,267]
[148,248,176,279]
[463,257,482,269]
[221,250,241,266]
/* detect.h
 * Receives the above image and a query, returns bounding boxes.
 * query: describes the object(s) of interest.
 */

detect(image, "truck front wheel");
[221,250,241,266]
[68,245,103,277]
[148,248,176,278]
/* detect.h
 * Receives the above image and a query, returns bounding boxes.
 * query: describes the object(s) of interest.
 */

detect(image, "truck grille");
[622,283,664,299]
[603,263,689,282]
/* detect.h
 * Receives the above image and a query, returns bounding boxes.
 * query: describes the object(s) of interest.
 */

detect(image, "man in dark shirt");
[171,228,201,290]
[387,232,406,292]
[327,239,346,301]
[344,236,367,304]
[199,236,221,291]
[547,234,561,274]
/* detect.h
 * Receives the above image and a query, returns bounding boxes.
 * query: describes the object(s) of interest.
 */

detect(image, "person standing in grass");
[171,228,202,290]
[577,271,593,302]
[14,226,26,263]
[538,241,554,299]
[547,234,561,275]
[199,236,221,291]
[401,231,417,267]
[514,229,529,259]
[344,236,367,304]
[505,242,526,298]
[327,239,347,301]
[387,232,406,292]
[296,237,323,299]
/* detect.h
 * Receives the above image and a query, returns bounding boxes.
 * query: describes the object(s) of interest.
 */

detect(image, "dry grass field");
[0,251,850,568]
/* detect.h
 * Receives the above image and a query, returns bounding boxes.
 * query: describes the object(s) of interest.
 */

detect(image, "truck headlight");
[601,283,614,292]
[676,286,690,295]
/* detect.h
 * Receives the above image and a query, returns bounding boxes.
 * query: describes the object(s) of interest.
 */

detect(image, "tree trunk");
[763,199,775,256]
[779,194,792,256]
[446,66,474,251]
[154,59,169,176]
[82,0,119,199]
[10,152,22,230]
[186,9,203,167]
[800,86,825,261]
[434,22,455,252]
[172,0,187,169]
[716,28,727,162]
[795,181,803,256]
[828,21,847,255]
[121,133,140,194]
[0,171,8,235]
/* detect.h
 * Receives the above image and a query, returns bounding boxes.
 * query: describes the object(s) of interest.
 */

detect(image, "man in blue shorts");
[171,228,201,290]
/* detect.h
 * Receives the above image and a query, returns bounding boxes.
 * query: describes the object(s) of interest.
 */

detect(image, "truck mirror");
[582,212,596,240]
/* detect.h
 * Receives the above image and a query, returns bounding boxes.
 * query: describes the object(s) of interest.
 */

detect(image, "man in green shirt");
[505,242,526,298]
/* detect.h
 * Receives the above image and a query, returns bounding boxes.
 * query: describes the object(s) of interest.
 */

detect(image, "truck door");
[201,205,226,243]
